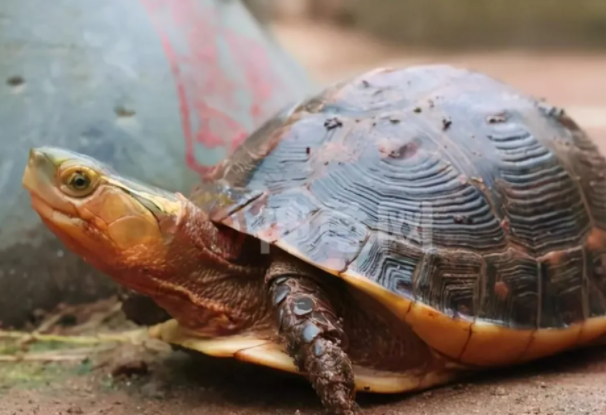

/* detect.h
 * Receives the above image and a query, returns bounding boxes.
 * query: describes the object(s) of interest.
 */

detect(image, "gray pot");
[0,0,313,328]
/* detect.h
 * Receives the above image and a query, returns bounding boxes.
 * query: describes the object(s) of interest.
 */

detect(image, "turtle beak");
[22,147,75,216]
[23,148,58,193]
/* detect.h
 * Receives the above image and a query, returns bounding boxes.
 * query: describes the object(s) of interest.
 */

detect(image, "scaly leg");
[265,257,360,415]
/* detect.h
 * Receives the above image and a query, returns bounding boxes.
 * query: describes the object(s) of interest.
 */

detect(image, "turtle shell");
[192,65,606,367]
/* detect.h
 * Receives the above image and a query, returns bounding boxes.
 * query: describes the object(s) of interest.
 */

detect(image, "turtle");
[21,64,606,415]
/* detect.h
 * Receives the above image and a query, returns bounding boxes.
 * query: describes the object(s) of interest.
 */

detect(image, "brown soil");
[2,309,606,415]
[3,20,606,415]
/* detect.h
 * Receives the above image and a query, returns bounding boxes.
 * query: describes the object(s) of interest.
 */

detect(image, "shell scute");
[538,247,585,328]
[585,247,606,318]
[229,189,320,243]
[348,232,423,301]
[479,250,539,329]
[209,64,606,348]
[413,249,483,322]
[278,209,369,273]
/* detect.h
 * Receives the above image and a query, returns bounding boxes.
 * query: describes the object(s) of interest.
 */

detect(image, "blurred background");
[245,0,606,50]
[246,0,606,141]
[2,2,606,414]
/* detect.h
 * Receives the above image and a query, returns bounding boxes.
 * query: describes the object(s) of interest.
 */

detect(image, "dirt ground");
[4,349,605,415]
[3,20,606,415]
[2,298,606,415]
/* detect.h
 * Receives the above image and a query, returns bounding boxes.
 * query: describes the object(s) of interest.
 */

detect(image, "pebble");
[492,387,508,396]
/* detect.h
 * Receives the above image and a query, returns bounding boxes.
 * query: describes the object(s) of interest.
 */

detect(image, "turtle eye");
[69,172,91,191]
[59,167,99,197]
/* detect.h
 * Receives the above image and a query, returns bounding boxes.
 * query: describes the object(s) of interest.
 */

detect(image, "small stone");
[492,386,508,396]
[111,359,148,378]
[141,380,166,399]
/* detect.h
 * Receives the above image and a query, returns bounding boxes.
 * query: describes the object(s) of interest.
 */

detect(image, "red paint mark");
[223,33,277,152]
[138,0,296,176]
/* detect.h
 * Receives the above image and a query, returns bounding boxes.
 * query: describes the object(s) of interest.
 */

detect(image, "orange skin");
[21,147,270,337]
[22,147,183,284]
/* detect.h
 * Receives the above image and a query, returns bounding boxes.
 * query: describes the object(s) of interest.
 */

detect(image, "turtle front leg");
[265,258,360,415]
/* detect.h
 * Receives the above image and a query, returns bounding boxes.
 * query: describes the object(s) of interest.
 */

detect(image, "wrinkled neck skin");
[113,201,271,337]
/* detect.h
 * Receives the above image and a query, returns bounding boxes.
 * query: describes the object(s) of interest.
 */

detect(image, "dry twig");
[0,328,147,346]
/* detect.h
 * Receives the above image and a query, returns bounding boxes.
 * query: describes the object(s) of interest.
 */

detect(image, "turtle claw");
[303,337,361,415]
[266,266,359,415]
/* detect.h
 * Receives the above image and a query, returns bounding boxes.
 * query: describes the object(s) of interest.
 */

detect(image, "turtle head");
[21,147,191,289]
[23,147,269,336]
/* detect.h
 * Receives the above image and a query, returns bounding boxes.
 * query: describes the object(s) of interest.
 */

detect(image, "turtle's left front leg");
[265,256,360,415]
